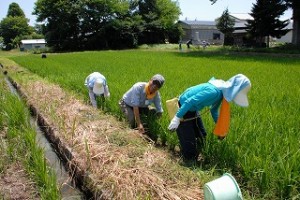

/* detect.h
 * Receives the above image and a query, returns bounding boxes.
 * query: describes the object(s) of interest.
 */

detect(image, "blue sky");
[0,0,292,26]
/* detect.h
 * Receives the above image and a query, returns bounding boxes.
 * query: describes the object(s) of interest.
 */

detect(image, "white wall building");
[20,39,46,51]
[275,21,293,43]
[178,14,293,47]
[178,20,224,45]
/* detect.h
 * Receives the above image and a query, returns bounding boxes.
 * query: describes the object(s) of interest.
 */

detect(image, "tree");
[78,0,130,49]
[33,0,181,50]
[138,0,181,44]
[246,0,289,47]
[7,2,26,17]
[0,3,32,50]
[216,8,235,45]
[33,0,82,50]
[34,0,132,50]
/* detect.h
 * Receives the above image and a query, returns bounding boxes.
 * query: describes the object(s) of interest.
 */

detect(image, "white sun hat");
[209,74,251,107]
[93,78,104,95]
[233,84,251,107]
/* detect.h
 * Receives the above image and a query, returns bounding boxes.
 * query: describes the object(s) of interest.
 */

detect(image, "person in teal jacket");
[168,74,251,160]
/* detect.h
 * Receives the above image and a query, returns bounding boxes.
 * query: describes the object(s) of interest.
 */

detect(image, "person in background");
[84,72,110,108]
[168,74,251,161]
[119,74,165,133]
[179,40,182,51]
[186,39,192,49]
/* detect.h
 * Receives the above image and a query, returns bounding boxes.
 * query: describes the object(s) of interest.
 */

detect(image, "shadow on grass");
[172,47,300,65]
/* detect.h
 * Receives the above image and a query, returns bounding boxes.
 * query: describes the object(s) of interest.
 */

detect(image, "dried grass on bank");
[10,68,204,200]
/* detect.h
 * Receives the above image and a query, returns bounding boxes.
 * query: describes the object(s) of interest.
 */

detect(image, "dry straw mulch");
[9,67,204,200]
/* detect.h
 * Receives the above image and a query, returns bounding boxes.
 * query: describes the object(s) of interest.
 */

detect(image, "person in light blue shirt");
[84,72,110,108]
[168,74,251,160]
[119,74,165,133]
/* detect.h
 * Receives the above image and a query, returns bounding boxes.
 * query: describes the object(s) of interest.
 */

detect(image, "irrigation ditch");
[2,63,205,200]
[5,76,93,199]
[4,71,135,199]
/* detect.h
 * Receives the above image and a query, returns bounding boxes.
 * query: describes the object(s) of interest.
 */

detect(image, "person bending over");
[119,74,165,133]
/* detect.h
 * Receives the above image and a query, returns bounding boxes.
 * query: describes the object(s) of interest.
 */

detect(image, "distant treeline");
[33,0,182,51]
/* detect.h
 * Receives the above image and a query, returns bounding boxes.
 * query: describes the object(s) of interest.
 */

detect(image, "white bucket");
[204,173,243,200]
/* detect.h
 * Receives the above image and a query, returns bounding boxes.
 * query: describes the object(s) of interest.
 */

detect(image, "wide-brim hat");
[233,84,251,107]
[93,78,104,95]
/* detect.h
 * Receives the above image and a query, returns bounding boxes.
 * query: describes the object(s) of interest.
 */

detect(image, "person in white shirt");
[84,72,110,108]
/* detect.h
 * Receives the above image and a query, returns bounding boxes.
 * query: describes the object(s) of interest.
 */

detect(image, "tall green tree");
[138,0,181,44]
[7,2,26,17]
[104,12,144,49]
[246,0,289,47]
[34,0,132,50]
[33,0,82,50]
[33,0,181,50]
[216,8,235,45]
[0,3,32,50]
[78,0,130,49]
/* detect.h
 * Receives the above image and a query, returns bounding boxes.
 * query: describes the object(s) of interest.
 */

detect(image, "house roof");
[21,39,46,44]
[230,13,253,21]
[179,20,216,26]
[179,19,246,30]
[234,22,247,28]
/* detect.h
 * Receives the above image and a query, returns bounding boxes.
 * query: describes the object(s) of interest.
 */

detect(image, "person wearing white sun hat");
[168,74,251,161]
[85,72,110,108]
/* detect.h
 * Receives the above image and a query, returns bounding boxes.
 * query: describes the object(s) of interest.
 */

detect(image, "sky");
[0,0,293,26]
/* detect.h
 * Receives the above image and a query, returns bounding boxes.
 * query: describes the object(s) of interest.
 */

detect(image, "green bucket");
[204,173,243,200]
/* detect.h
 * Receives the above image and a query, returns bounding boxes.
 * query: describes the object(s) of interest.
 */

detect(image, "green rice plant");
[23,128,60,199]
[2,94,30,128]
[0,77,60,199]
[10,50,300,199]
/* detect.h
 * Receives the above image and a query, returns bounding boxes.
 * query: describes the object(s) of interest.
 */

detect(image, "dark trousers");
[176,111,207,160]
[119,98,156,129]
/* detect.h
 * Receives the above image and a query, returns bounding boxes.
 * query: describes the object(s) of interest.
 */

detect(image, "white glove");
[104,85,110,97]
[168,116,181,131]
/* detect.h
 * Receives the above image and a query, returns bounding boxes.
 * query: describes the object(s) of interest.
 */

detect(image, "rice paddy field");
[6,49,300,199]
